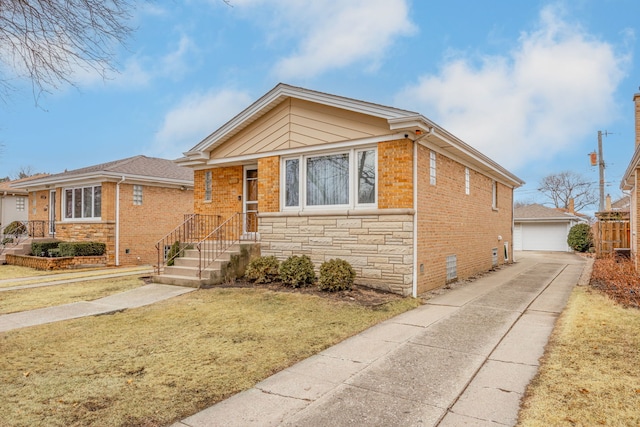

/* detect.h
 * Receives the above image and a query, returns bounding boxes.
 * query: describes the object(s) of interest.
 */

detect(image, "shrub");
[3,221,26,236]
[279,255,315,288]
[166,241,182,266]
[48,248,61,257]
[245,256,280,284]
[318,258,356,292]
[31,240,61,256]
[567,223,593,252]
[58,242,106,257]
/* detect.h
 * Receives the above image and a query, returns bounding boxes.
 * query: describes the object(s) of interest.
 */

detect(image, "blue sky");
[0,0,637,212]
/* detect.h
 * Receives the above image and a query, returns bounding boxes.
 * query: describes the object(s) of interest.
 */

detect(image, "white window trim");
[204,171,212,201]
[492,180,498,210]
[62,184,102,221]
[465,167,470,195]
[430,150,436,186]
[281,146,377,211]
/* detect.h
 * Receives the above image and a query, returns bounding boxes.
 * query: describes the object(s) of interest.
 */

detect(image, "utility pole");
[597,130,606,212]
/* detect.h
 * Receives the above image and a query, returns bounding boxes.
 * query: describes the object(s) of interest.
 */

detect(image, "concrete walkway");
[0,267,194,332]
[172,251,589,427]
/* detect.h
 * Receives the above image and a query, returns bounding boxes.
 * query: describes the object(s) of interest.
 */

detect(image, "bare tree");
[12,165,36,179]
[0,0,135,102]
[538,171,598,212]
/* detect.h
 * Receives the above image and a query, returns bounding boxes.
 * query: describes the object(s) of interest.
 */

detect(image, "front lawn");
[0,287,420,427]
[518,257,640,426]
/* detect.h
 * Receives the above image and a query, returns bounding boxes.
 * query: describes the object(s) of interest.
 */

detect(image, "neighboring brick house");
[621,92,640,268]
[14,156,193,266]
[176,84,524,296]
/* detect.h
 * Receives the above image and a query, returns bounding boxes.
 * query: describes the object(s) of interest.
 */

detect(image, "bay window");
[283,148,376,209]
[64,185,101,219]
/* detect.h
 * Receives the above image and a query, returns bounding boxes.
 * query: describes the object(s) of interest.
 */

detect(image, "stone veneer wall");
[259,209,414,295]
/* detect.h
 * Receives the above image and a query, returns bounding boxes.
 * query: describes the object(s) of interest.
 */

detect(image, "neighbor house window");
[430,151,436,185]
[204,171,212,201]
[133,185,143,205]
[16,197,25,211]
[64,185,101,219]
[465,167,470,195]
[283,147,376,209]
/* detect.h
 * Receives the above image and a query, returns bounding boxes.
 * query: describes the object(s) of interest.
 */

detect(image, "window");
[283,148,376,209]
[133,185,143,205]
[64,185,101,219]
[446,255,457,281]
[16,197,25,211]
[430,151,436,185]
[492,180,498,209]
[307,153,349,206]
[204,171,212,201]
[465,167,470,195]
[357,150,376,204]
[284,158,299,207]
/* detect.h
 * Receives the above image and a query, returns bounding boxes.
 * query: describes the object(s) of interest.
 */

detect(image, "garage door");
[520,223,569,252]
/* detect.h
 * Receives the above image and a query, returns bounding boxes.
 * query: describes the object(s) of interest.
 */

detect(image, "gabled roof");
[612,195,630,211]
[14,156,193,190]
[514,204,586,222]
[177,83,524,188]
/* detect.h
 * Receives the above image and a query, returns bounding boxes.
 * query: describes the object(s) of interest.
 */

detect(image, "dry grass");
[0,287,420,427]
[518,284,640,426]
[0,277,145,314]
[590,256,640,308]
[0,265,151,288]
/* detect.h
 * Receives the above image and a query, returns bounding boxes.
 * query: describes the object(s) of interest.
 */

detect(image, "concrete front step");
[153,242,260,288]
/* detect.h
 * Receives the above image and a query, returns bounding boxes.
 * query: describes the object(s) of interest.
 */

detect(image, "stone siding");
[259,209,414,295]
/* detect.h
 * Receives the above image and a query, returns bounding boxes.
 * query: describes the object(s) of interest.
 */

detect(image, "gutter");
[412,138,418,298]
[115,176,125,266]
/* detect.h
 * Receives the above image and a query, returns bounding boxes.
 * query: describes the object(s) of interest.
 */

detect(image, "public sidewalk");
[0,267,194,332]
[172,251,589,427]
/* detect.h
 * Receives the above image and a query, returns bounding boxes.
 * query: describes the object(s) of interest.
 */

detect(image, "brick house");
[175,84,524,296]
[14,155,193,266]
[621,92,640,267]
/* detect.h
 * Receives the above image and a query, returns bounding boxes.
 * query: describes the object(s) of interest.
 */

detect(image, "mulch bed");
[215,278,407,307]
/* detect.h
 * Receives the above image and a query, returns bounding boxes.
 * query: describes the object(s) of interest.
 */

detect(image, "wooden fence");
[594,211,630,257]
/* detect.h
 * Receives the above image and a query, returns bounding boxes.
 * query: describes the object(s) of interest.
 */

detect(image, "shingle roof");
[14,156,193,189]
[514,203,584,221]
[0,174,50,194]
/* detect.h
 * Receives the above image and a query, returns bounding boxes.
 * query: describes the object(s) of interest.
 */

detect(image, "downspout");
[115,176,125,266]
[412,138,418,298]
[411,129,433,298]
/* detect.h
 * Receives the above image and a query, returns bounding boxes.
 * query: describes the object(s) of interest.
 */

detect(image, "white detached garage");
[514,204,588,252]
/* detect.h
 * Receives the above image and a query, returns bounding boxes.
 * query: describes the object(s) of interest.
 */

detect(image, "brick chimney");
[568,197,575,214]
[605,194,612,211]
[635,93,640,148]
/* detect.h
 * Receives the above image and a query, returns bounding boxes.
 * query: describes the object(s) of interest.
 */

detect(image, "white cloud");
[231,0,416,79]
[149,88,253,159]
[396,5,629,171]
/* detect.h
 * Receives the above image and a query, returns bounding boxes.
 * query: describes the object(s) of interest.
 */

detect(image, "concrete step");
[154,242,260,288]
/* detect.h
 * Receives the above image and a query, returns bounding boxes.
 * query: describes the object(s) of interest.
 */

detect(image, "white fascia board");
[429,128,524,188]
[621,144,640,190]
[16,172,192,191]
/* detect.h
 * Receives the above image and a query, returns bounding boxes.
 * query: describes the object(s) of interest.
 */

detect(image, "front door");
[244,167,258,234]
[49,190,56,235]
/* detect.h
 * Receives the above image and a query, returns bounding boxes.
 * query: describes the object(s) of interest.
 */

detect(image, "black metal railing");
[196,212,257,279]
[155,214,222,274]
[0,220,50,255]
